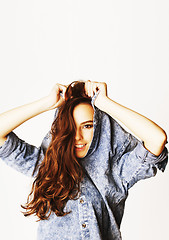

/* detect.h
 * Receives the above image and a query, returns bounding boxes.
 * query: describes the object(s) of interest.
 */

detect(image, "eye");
[83,124,93,129]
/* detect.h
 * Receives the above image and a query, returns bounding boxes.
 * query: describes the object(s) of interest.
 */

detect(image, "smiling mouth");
[75,144,87,150]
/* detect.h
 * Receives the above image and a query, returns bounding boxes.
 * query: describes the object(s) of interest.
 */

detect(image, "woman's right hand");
[45,84,67,110]
[0,83,67,144]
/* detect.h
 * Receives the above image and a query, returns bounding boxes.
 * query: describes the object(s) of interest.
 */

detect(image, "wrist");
[36,96,54,113]
[94,95,110,112]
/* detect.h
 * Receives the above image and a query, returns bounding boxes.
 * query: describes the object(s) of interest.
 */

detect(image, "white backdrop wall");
[0,1,168,239]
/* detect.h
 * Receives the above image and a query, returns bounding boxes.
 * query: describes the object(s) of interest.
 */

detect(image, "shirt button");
[82,223,86,228]
[80,198,84,204]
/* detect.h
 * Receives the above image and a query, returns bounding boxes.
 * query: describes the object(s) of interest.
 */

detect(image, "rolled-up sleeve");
[118,135,168,190]
[0,132,46,177]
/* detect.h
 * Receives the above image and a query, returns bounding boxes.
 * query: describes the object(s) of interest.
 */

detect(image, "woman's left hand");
[84,80,108,110]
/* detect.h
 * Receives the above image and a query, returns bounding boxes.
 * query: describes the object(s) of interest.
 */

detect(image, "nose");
[75,128,83,141]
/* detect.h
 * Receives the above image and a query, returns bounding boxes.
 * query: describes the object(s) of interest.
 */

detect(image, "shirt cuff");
[135,141,168,172]
[0,132,19,158]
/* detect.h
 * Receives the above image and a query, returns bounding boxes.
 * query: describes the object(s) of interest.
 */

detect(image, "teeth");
[75,144,85,148]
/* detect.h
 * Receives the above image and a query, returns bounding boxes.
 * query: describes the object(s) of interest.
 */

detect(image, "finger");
[62,86,67,99]
[91,82,97,95]
[88,81,93,97]
[85,80,90,97]
[92,82,107,96]
[58,84,67,92]
[91,82,97,97]
[87,80,94,97]
[85,81,98,97]
[51,84,60,97]
[58,84,67,98]
[88,82,99,97]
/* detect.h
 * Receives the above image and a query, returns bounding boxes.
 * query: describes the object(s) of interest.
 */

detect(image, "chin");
[75,144,90,158]
[75,149,88,158]
[76,152,86,158]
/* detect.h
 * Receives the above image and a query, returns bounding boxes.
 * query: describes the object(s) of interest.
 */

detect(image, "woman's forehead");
[73,103,94,125]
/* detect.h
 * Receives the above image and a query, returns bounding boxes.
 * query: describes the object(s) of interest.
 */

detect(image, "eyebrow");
[81,120,93,125]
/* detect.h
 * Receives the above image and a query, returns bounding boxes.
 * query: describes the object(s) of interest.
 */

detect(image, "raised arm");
[85,80,167,156]
[0,84,67,146]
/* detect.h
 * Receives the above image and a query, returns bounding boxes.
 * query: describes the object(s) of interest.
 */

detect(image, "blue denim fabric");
[0,106,168,240]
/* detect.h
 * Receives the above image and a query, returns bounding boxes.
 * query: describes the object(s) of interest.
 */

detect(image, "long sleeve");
[110,117,168,190]
[0,131,50,177]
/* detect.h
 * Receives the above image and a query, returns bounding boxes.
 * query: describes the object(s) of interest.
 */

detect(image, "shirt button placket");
[78,195,90,240]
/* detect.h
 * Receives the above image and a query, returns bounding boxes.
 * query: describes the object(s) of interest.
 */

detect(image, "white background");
[0,1,169,239]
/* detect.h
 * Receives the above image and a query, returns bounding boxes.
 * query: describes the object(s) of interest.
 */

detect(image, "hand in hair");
[46,83,67,110]
[84,80,108,111]
[85,80,167,156]
[0,83,67,146]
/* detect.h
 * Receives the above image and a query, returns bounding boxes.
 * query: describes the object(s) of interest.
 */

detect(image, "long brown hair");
[22,81,92,220]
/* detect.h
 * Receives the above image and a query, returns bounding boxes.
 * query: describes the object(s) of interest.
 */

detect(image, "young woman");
[0,80,168,240]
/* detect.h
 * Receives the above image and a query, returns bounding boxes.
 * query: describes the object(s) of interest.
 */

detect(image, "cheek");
[85,130,94,142]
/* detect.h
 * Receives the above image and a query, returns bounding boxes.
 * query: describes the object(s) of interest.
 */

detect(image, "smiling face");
[73,103,94,158]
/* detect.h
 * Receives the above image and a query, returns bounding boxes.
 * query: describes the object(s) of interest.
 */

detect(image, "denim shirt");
[0,106,168,240]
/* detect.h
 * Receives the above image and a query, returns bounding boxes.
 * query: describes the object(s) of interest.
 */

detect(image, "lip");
[75,144,87,151]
